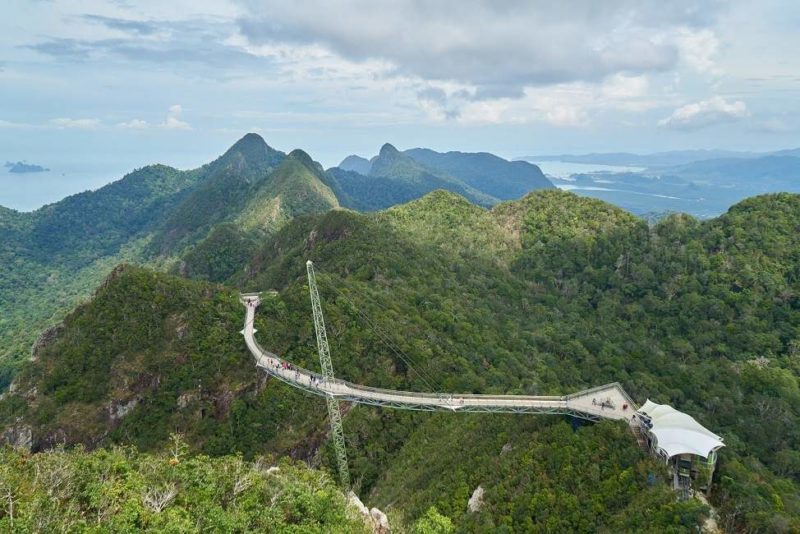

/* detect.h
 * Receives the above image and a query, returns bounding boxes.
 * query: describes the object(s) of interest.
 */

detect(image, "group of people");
[266,356,328,388]
[592,397,616,410]
[247,298,328,390]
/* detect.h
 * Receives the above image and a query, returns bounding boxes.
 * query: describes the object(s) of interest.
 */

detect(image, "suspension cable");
[312,266,442,393]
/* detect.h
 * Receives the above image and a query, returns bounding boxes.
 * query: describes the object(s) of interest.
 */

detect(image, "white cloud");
[163,104,191,130]
[658,96,749,129]
[0,119,29,129]
[236,1,719,97]
[116,106,191,130]
[118,119,149,129]
[49,117,101,129]
[602,74,650,99]
[674,28,721,74]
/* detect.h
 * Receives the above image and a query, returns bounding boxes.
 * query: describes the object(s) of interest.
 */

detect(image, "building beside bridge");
[633,400,724,495]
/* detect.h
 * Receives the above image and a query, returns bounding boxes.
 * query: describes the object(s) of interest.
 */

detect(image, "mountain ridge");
[3,189,799,532]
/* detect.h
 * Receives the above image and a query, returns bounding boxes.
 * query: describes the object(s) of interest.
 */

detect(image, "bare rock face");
[1,420,32,450]
[31,322,64,361]
[348,491,370,516]
[348,492,391,534]
[108,397,139,422]
[468,485,485,513]
[177,391,199,409]
[370,507,391,534]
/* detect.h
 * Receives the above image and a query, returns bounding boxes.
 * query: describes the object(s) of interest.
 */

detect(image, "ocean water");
[528,160,645,178]
[0,167,125,212]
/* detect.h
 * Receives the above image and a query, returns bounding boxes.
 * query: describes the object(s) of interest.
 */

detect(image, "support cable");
[312,267,441,393]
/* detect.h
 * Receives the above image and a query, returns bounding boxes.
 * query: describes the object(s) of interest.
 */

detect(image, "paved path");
[241,294,636,422]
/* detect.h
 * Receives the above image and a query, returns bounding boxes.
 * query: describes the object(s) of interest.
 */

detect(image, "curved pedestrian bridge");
[241,294,636,422]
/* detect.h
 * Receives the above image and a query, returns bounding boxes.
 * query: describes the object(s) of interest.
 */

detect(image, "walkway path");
[241,294,636,422]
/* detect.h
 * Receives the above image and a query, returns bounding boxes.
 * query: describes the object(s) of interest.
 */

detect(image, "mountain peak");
[379,143,400,157]
[213,133,284,172]
[338,155,372,175]
[288,148,314,166]
[229,132,267,153]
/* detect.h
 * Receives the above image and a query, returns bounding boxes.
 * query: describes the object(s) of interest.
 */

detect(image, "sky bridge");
[240,262,721,494]
[241,293,636,422]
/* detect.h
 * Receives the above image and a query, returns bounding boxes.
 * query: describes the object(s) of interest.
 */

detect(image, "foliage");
[0,438,369,533]
[2,186,800,531]
[325,143,496,211]
[405,147,553,200]
[147,133,286,255]
[179,224,257,283]
[0,135,336,388]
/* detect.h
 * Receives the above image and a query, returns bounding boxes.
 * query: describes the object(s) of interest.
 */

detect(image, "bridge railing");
[248,335,573,404]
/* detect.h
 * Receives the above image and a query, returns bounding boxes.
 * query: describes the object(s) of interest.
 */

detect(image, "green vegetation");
[325,143,497,211]
[147,133,286,256]
[371,416,707,532]
[0,162,204,389]
[404,147,554,200]
[0,436,369,533]
[0,135,338,389]
[3,188,799,531]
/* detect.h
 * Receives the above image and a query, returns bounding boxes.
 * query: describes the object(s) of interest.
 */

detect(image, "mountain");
[332,145,554,209]
[0,163,206,388]
[4,161,49,173]
[3,189,799,532]
[148,133,286,255]
[405,147,553,199]
[327,143,498,210]
[665,154,800,184]
[0,134,339,390]
[338,154,372,175]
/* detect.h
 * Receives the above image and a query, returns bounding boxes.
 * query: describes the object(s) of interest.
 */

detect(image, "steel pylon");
[306,260,350,489]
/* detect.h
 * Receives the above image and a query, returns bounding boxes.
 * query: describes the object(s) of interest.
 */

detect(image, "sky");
[1,0,799,209]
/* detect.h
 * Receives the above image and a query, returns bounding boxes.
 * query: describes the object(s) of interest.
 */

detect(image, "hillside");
[0,135,338,389]
[405,147,553,199]
[0,163,206,388]
[332,144,555,209]
[2,190,799,531]
[327,143,498,210]
[148,133,286,255]
[0,439,371,532]
[338,154,372,175]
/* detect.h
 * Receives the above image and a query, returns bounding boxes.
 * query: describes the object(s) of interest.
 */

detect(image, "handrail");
[241,294,635,421]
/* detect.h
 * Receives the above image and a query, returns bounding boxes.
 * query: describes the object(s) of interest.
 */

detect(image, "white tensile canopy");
[637,400,724,460]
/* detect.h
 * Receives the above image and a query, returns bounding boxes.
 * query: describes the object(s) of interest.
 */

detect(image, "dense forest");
[0,134,553,390]
[0,435,371,532]
[2,188,799,531]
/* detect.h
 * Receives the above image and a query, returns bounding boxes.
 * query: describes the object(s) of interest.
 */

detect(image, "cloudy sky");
[1,0,799,206]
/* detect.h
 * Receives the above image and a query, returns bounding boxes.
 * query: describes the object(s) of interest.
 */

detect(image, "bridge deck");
[241,295,636,422]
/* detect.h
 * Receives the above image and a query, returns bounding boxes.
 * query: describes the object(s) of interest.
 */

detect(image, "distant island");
[4,161,50,173]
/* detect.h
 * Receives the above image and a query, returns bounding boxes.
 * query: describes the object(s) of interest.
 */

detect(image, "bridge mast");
[306,260,350,489]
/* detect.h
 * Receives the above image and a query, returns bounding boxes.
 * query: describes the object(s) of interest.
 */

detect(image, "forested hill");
[2,189,799,532]
[0,135,555,390]
[0,134,332,389]
[329,144,554,210]
[405,147,553,199]
[326,143,498,211]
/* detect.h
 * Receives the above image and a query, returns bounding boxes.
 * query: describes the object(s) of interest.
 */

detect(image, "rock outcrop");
[348,491,391,533]
[468,485,485,513]
[1,419,32,450]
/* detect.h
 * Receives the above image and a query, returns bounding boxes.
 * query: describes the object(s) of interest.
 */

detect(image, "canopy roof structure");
[637,400,724,460]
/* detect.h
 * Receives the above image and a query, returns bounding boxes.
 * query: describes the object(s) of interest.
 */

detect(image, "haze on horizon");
[1,0,799,210]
